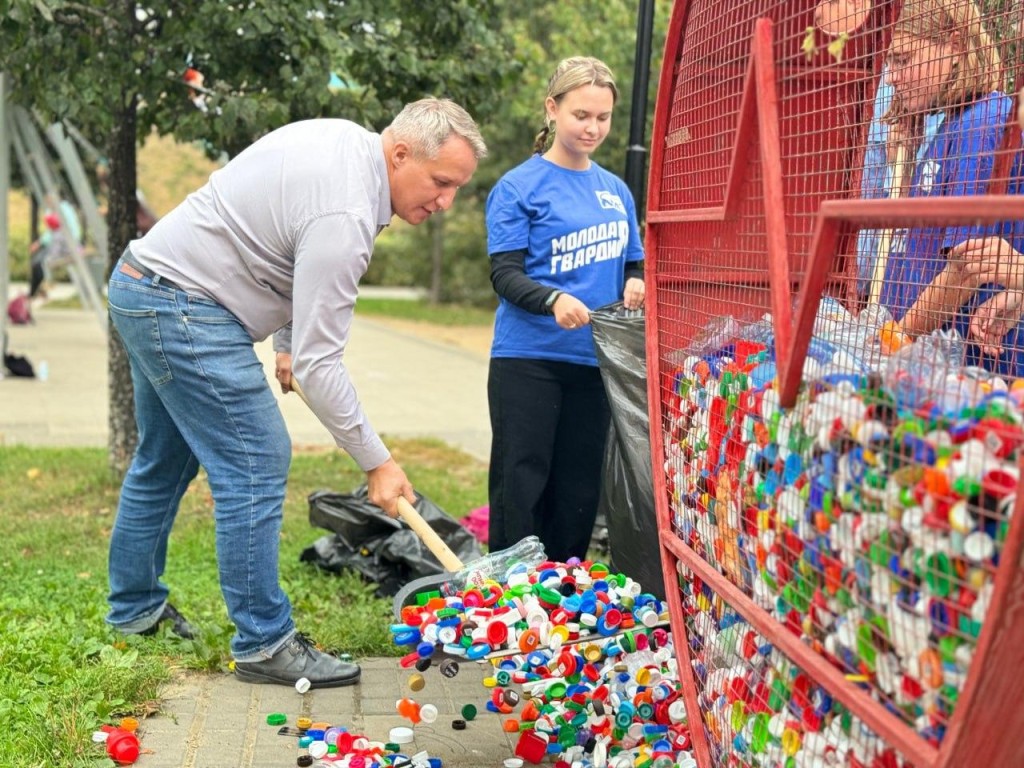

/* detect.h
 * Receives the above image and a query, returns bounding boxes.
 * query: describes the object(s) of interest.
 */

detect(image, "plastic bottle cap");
[452,718,467,730]
[504,759,525,768]
[267,713,287,726]
[105,730,140,764]
[389,726,415,744]
[964,531,995,562]
[420,703,439,723]
[297,756,314,767]
[461,703,478,720]
[295,677,311,694]
[309,741,328,759]
[409,673,426,691]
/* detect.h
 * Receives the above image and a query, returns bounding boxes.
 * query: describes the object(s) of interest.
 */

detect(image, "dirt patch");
[367,316,493,359]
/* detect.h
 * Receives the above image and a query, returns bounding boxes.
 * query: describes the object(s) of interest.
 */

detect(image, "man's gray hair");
[387,98,488,160]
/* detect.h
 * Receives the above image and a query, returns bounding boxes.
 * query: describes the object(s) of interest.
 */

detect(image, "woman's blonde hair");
[884,0,1002,125]
[533,57,619,155]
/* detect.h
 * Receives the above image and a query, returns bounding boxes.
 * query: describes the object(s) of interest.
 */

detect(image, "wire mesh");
[679,567,915,767]
[649,0,1024,765]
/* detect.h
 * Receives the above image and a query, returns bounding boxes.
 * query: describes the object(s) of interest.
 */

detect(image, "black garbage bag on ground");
[591,303,663,600]
[300,485,484,598]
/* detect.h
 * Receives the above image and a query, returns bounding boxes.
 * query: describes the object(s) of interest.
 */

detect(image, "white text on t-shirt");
[549,220,629,274]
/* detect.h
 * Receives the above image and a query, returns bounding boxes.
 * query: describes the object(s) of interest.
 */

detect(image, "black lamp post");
[624,0,655,221]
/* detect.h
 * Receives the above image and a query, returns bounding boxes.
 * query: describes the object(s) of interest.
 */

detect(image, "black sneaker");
[138,603,196,640]
[234,633,361,688]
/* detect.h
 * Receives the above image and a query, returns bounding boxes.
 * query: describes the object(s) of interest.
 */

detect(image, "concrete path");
[2,287,507,766]
[1,294,491,461]
[139,661,514,768]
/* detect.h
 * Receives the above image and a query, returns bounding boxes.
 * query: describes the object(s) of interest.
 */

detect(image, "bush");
[366,197,497,307]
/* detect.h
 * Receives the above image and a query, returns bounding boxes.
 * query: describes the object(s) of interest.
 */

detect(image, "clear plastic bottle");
[884,328,965,410]
[450,535,547,591]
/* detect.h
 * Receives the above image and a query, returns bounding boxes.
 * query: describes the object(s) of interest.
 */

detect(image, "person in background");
[106,98,485,688]
[29,195,83,300]
[857,74,947,300]
[877,0,1024,374]
[485,57,645,562]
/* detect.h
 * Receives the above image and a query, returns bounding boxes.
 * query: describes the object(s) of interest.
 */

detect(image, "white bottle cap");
[964,531,995,563]
[295,677,311,694]
[419,703,438,723]
[389,726,415,744]
[309,741,329,759]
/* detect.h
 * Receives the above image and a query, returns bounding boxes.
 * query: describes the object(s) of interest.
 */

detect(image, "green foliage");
[1,0,670,304]
[0,442,486,766]
[368,0,675,302]
[368,200,498,304]
[0,1,520,157]
[6,227,31,282]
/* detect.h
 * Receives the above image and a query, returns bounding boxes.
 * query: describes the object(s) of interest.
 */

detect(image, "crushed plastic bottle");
[450,535,547,591]
[883,328,965,410]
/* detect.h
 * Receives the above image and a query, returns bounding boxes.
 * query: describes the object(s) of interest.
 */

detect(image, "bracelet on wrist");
[544,290,563,313]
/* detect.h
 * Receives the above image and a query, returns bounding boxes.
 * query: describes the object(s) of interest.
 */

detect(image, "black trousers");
[29,261,45,297]
[487,357,610,562]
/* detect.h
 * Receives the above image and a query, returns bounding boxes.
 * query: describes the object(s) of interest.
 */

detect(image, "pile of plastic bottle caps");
[660,299,1022,762]
[391,540,696,767]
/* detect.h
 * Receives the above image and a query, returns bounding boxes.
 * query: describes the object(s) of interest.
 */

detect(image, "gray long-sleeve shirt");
[129,119,393,470]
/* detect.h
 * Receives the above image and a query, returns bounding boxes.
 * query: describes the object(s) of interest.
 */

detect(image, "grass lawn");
[354,297,494,326]
[0,441,486,767]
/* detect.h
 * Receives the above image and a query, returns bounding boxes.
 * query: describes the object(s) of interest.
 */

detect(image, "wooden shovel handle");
[289,375,465,572]
[396,496,465,572]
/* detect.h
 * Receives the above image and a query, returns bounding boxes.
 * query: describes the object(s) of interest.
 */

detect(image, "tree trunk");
[428,212,444,304]
[107,96,140,476]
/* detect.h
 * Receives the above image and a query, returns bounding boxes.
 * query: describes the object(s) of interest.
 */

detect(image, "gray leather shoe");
[234,633,360,688]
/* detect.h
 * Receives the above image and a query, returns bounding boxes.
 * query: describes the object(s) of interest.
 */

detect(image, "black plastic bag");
[591,303,664,600]
[4,352,35,378]
[301,485,483,598]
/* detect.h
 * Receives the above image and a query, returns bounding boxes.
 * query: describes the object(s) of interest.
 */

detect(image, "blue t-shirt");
[856,76,945,295]
[486,155,644,366]
[879,92,1024,376]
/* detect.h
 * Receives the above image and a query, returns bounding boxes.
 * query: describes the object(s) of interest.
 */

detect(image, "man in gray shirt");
[106,98,486,688]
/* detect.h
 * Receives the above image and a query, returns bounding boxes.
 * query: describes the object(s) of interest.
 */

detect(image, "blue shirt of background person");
[487,155,644,365]
[875,0,1024,376]
[880,91,1010,316]
[878,92,1022,374]
[856,76,944,296]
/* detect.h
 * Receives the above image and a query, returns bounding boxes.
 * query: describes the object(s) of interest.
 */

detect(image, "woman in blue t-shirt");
[485,56,645,561]
[878,0,1024,375]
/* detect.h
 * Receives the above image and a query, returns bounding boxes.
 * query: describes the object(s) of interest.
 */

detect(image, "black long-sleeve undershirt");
[489,249,644,315]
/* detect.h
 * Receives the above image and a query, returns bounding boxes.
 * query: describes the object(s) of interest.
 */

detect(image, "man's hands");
[367,457,416,518]
[275,352,293,393]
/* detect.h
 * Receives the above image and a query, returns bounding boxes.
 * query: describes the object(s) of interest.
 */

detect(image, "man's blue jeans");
[106,260,294,661]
